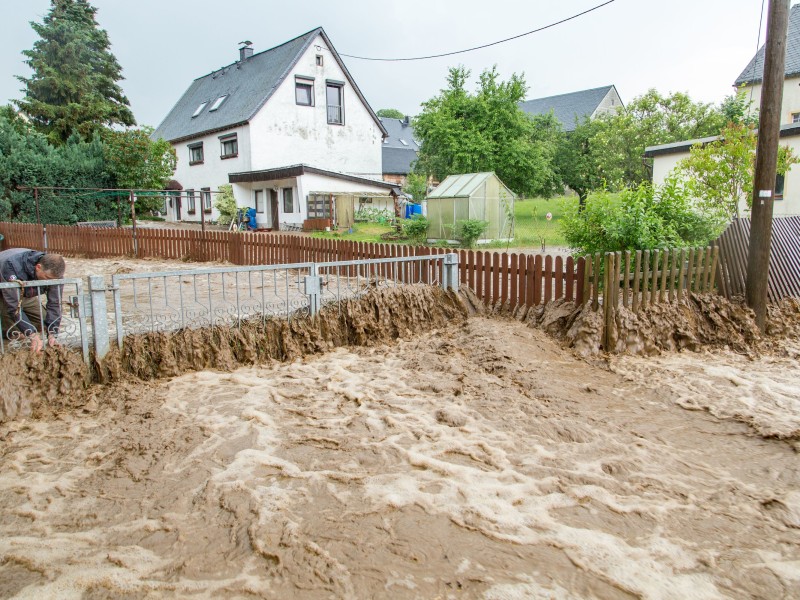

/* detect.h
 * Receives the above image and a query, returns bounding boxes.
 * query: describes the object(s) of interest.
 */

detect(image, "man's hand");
[29,333,44,353]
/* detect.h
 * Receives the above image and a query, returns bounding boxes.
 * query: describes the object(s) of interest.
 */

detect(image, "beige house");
[645,125,800,216]
[646,5,800,217]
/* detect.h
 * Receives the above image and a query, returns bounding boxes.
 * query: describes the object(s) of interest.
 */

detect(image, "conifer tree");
[16,0,135,144]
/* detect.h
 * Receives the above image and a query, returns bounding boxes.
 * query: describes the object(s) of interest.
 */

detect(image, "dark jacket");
[0,248,62,335]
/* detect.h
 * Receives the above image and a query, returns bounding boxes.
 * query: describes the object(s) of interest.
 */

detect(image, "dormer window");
[209,95,228,112]
[192,102,208,118]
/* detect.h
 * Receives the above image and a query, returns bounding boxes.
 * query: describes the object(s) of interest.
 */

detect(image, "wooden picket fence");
[0,222,585,311]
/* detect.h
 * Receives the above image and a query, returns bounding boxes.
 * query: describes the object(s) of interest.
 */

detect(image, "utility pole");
[746,0,790,331]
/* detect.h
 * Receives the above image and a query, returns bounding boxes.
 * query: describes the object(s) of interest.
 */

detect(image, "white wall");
[740,77,800,124]
[651,137,800,217]
[169,124,251,222]
[249,33,383,179]
[593,87,623,118]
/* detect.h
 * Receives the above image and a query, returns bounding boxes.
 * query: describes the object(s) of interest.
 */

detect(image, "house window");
[187,189,196,214]
[792,112,800,124]
[326,82,344,124]
[209,95,228,112]
[192,102,208,118]
[307,194,332,219]
[295,77,314,106]
[283,188,294,213]
[201,187,212,212]
[775,173,786,200]
[220,133,238,158]
[316,54,324,67]
[255,190,264,213]
[188,142,204,165]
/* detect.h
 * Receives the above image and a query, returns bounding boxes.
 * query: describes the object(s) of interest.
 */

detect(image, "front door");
[175,195,182,221]
[269,189,279,229]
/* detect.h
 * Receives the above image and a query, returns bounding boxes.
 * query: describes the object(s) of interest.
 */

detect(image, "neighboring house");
[380,116,419,186]
[646,8,800,218]
[518,85,623,131]
[644,124,800,217]
[734,3,800,125]
[152,28,397,229]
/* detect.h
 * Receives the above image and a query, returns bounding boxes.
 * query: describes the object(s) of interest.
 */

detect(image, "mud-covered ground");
[1,258,799,599]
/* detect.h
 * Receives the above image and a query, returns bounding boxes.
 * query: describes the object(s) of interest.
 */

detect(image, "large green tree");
[413,66,559,197]
[16,0,135,144]
[590,90,727,189]
[376,108,405,119]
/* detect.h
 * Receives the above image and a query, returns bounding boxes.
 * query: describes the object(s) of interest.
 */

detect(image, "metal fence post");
[88,275,110,360]
[442,253,459,292]
[305,264,322,317]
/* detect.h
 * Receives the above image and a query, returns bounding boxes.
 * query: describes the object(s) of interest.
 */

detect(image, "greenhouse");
[425,172,515,243]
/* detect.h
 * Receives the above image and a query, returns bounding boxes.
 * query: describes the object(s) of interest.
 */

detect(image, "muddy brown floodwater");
[1,256,799,599]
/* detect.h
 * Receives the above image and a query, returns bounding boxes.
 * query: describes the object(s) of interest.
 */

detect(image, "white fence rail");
[0,254,459,363]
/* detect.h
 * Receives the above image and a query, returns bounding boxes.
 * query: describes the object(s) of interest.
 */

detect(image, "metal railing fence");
[0,254,459,363]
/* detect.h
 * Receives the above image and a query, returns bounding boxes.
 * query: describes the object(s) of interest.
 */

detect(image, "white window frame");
[255,189,264,213]
[186,189,196,213]
[209,95,228,112]
[192,102,208,118]
[201,188,212,213]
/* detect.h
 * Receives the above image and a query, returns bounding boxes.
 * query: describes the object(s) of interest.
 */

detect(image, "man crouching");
[0,248,66,352]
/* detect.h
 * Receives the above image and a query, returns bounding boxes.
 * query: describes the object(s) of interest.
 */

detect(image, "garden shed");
[426,172,515,242]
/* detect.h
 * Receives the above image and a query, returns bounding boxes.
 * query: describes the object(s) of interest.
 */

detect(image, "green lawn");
[309,195,584,250]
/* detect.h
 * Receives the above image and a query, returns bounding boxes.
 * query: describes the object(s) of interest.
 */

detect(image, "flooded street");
[2,307,799,598]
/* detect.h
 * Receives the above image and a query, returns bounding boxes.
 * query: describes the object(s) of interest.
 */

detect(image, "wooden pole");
[746,0,790,331]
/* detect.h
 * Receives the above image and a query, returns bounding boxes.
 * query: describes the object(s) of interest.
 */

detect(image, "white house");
[645,5,800,217]
[151,28,397,229]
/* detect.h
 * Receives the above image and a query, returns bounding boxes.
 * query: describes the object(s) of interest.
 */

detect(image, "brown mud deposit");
[1,266,800,598]
[479,292,800,358]
[0,285,466,421]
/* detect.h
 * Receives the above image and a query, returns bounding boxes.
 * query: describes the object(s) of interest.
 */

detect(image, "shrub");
[559,181,726,255]
[457,219,489,248]
[214,184,237,226]
[402,215,429,244]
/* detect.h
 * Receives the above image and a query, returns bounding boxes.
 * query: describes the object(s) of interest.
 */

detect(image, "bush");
[559,181,726,255]
[402,215,429,244]
[457,219,489,248]
[354,206,392,224]
[214,184,237,226]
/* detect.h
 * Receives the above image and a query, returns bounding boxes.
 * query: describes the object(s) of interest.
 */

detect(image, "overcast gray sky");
[0,0,782,128]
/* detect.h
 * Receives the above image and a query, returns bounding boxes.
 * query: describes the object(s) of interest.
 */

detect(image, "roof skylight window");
[192,102,208,118]
[399,139,408,146]
[208,95,228,112]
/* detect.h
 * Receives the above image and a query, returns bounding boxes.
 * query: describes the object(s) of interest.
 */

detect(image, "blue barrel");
[405,204,422,218]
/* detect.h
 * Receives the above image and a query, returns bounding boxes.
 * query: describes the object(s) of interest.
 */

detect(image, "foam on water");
[1,317,799,598]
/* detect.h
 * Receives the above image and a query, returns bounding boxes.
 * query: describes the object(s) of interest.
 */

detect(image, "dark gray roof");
[379,117,419,149]
[519,85,616,132]
[152,28,387,143]
[735,4,800,86]
[379,117,418,174]
[383,147,417,175]
[644,122,800,157]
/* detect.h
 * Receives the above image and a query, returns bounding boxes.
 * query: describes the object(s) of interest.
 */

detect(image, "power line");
[339,0,618,62]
